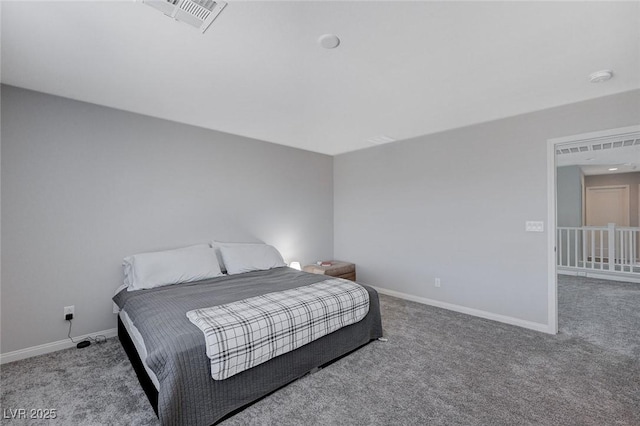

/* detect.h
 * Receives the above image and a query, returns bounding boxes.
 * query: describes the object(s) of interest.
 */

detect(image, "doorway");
[585,185,630,261]
[547,125,640,334]
[585,185,630,228]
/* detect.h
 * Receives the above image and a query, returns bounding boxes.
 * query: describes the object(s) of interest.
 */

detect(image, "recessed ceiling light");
[319,34,340,49]
[589,70,613,83]
[608,167,618,171]
[586,158,595,161]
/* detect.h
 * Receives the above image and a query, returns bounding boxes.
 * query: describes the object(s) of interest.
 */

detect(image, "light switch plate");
[525,221,544,232]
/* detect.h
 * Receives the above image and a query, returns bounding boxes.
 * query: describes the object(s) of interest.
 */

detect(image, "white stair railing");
[557,223,640,274]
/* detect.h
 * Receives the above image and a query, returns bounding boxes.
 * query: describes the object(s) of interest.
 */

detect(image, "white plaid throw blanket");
[186,278,370,380]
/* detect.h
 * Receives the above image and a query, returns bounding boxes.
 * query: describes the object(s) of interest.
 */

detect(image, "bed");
[113,266,383,425]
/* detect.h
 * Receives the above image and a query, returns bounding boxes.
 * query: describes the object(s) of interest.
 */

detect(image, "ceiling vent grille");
[556,137,640,156]
[143,0,227,33]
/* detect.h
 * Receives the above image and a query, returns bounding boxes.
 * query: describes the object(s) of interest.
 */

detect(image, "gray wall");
[334,90,640,326]
[584,172,640,227]
[1,85,334,353]
[557,166,583,227]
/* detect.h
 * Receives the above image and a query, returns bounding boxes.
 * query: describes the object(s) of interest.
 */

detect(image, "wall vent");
[366,135,396,145]
[143,0,227,33]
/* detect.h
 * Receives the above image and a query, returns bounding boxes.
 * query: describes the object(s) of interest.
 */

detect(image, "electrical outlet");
[64,305,74,320]
[435,278,441,288]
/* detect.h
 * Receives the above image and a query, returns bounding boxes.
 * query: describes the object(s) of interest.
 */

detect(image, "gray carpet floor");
[2,275,639,425]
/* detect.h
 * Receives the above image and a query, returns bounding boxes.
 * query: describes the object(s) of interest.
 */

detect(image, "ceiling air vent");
[143,0,227,33]
[555,134,640,156]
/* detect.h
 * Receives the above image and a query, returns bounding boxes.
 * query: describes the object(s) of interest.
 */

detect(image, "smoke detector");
[142,0,227,33]
[318,34,341,49]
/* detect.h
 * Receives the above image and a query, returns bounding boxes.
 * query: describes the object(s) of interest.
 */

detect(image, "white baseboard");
[369,284,553,334]
[0,328,118,365]
[558,269,640,284]
[0,285,555,364]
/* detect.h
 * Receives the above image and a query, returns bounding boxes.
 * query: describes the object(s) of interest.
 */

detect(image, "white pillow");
[215,242,286,275]
[123,244,223,291]
[210,241,264,272]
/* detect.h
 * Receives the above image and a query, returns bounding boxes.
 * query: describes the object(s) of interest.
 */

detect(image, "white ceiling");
[2,1,639,156]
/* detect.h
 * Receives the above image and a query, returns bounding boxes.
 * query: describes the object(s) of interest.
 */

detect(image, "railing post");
[608,223,615,271]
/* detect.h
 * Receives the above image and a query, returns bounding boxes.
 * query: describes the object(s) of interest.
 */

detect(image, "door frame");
[547,124,640,335]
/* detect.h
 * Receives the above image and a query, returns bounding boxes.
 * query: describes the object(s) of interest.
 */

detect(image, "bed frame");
[118,317,159,416]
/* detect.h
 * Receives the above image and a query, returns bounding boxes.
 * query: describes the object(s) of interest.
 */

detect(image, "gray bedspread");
[113,267,383,425]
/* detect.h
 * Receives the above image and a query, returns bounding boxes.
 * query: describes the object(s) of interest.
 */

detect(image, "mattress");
[119,309,159,390]
[114,267,383,425]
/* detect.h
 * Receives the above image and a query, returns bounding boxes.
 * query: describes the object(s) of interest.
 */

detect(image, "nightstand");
[303,261,356,281]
